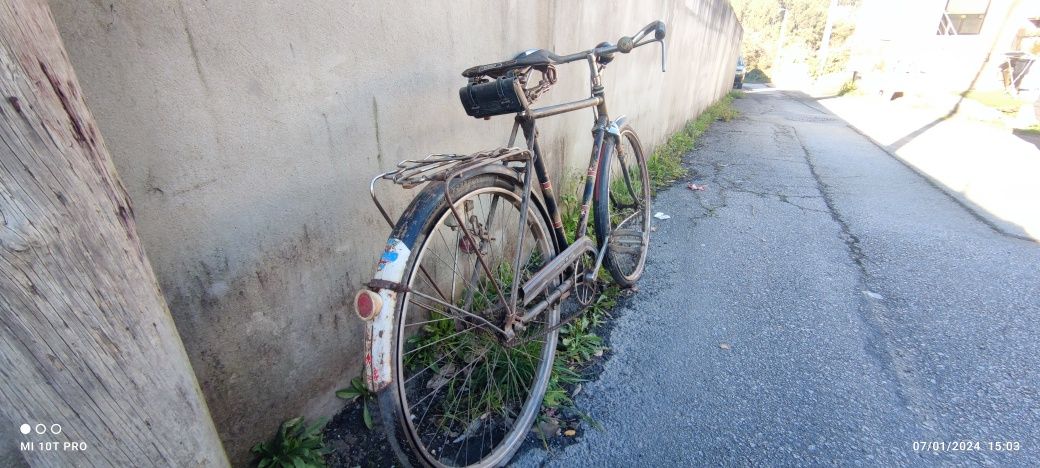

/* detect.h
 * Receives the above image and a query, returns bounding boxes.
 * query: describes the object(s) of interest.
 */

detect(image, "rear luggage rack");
[369,147,531,226]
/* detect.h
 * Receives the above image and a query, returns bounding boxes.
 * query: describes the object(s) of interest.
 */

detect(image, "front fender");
[610,115,629,135]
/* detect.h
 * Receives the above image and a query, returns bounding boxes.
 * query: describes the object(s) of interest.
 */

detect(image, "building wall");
[851,0,1037,93]
[48,0,741,463]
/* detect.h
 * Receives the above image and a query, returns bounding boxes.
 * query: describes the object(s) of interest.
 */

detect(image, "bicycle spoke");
[402,312,454,329]
[412,349,489,429]
[408,290,505,334]
[405,327,474,357]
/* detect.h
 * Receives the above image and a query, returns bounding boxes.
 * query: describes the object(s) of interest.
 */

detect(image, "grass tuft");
[252,417,329,468]
[647,94,740,190]
[963,90,1024,115]
[838,79,860,97]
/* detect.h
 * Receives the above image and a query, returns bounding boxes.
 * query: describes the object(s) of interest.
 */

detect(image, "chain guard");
[504,269,603,348]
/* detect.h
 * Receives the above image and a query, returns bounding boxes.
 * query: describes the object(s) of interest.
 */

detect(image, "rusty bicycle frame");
[365,21,666,391]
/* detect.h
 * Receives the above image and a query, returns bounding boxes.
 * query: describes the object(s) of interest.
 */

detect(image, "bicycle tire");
[593,124,651,287]
[377,172,559,467]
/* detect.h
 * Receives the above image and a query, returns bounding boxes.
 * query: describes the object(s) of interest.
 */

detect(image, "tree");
[731,0,859,76]
[0,1,228,466]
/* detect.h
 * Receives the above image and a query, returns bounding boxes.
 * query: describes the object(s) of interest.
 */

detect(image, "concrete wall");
[48,0,741,463]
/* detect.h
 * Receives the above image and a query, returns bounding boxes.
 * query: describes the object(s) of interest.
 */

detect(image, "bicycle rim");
[601,128,651,284]
[393,184,558,467]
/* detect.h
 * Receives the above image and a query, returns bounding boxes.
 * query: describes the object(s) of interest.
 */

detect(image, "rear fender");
[362,161,547,392]
[362,238,411,392]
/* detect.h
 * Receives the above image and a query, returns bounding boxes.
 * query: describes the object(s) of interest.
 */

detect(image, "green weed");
[252,417,329,468]
[335,375,377,430]
[838,79,859,97]
[560,317,604,364]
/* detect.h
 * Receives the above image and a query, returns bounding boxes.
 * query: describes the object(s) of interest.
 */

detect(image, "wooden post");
[0,1,228,466]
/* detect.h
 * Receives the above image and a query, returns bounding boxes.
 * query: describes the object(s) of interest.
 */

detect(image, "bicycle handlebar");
[548,20,668,72]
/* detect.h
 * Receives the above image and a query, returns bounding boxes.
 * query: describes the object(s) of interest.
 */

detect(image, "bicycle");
[354,20,667,467]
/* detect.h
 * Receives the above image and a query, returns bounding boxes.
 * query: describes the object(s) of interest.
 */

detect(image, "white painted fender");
[363,238,410,392]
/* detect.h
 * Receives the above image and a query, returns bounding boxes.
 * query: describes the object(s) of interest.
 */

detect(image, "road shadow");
[1012,128,1040,151]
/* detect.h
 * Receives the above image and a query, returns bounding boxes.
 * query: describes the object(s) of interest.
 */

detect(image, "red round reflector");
[355,290,381,320]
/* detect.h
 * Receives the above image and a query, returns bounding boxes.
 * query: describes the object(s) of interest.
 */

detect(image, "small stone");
[532,418,559,438]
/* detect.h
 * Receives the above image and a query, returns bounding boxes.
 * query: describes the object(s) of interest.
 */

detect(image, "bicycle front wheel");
[593,124,651,287]
[380,173,559,467]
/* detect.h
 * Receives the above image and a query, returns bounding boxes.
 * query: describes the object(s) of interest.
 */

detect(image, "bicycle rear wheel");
[593,124,651,287]
[380,173,559,467]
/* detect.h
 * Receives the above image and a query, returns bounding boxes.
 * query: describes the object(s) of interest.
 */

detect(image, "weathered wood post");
[0,0,228,465]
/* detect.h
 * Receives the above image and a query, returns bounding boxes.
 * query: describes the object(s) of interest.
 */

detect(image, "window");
[937,0,990,35]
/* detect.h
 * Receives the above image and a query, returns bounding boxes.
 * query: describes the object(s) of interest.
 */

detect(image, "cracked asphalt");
[515,88,1040,466]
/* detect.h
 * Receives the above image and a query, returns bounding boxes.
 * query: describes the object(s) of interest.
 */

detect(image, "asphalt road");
[515,88,1040,466]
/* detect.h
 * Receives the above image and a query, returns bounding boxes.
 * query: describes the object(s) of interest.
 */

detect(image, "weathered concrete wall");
[48,0,740,463]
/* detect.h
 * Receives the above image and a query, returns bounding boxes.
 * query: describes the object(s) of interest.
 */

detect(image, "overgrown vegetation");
[405,308,549,427]
[397,252,558,432]
[252,417,329,468]
[963,90,1024,115]
[647,92,741,190]
[335,375,377,430]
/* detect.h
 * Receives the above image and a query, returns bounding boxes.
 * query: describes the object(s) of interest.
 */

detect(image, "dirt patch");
[323,403,396,467]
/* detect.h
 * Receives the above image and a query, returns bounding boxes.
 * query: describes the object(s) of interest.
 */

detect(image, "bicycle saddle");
[461,49,553,78]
